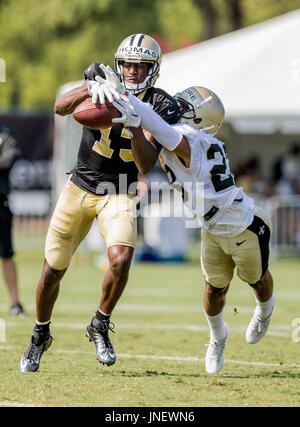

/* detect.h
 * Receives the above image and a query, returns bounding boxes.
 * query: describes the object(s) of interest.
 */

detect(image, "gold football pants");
[201,206,272,287]
[45,181,137,270]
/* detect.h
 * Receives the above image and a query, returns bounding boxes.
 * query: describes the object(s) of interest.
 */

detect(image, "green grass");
[0,250,299,407]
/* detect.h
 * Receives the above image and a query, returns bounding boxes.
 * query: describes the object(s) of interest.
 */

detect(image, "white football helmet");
[175,86,225,134]
[114,33,162,94]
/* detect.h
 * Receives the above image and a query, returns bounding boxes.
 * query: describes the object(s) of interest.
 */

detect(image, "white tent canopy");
[157,10,300,132]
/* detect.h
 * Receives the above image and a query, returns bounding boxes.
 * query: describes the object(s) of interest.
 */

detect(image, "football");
[72,97,121,130]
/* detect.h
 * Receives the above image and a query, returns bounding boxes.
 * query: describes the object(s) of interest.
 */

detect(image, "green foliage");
[242,0,300,26]
[0,0,300,109]
[156,0,202,49]
[0,0,159,109]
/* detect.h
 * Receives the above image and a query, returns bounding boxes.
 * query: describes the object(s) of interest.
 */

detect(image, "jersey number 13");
[92,128,134,162]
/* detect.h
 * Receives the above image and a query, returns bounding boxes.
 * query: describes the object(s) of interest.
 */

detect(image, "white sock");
[254,295,274,318]
[205,310,226,341]
[36,320,50,326]
[98,309,111,317]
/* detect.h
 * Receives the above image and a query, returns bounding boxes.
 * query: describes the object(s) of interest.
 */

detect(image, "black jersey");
[0,126,20,196]
[70,63,180,195]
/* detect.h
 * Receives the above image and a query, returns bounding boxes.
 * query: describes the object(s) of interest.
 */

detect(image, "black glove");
[83,62,106,81]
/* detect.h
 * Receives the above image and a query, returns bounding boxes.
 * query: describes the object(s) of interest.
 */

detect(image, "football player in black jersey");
[19,34,180,372]
[0,126,26,317]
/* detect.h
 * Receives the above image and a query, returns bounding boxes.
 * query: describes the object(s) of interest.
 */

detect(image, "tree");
[228,0,243,30]
[194,0,218,39]
[1,0,300,110]
[0,0,159,109]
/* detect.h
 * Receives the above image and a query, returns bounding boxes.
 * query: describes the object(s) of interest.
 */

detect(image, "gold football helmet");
[175,86,225,134]
[114,33,162,94]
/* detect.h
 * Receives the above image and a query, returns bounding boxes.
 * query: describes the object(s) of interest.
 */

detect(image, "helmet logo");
[184,88,198,102]
[177,86,224,134]
[118,46,158,58]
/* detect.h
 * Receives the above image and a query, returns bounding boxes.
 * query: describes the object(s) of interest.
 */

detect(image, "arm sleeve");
[127,92,182,151]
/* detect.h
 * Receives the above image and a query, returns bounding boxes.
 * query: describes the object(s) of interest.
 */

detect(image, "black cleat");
[19,327,53,372]
[86,320,116,366]
[10,302,26,317]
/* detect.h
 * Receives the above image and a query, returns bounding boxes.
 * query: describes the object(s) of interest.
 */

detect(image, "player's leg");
[246,269,274,344]
[249,268,273,302]
[233,206,274,343]
[36,182,93,321]
[18,262,62,373]
[0,197,25,316]
[18,261,68,372]
[35,259,67,323]
[86,194,137,365]
[2,257,18,304]
[37,181,95,318]
[19,182,94,372]
[204,281,229,317]
[201,230,234,373]
[86,244,134,366]
[203,281,230,374]
[99,244,135,314]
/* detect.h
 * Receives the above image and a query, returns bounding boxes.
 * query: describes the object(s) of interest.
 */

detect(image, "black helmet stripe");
[129,34,137,46]
[137,34,146,46]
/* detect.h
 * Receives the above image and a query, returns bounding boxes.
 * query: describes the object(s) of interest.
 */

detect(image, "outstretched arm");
[113,95,191,168]
[54,82,90,116]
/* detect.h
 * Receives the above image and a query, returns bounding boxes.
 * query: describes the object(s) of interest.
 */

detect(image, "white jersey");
[160,123,255,236]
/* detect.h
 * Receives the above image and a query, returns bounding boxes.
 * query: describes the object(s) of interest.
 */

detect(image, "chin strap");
[123,79,150,94]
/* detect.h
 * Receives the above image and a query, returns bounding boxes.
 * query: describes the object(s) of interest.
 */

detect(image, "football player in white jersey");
[93,67,275,375]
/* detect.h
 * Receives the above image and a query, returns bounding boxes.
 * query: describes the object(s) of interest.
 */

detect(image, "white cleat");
[205,323,229,374]
[246,307,273,344]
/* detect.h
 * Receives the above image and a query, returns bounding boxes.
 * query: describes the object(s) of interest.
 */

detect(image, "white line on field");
[54,349,300,368]
[3,303,255,313]
[0,401,45,407]
[5,321,291,337]
[1,303,286,315]
[56,322,289,337]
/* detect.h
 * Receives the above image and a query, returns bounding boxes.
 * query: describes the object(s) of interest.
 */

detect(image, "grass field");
[0,249,299,408]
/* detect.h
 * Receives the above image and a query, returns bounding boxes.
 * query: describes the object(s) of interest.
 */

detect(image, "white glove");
[87,78,113,105]
[112,98,141,128]
[96,64,126,104]
[87,64,126,104]
[87,80,100,104]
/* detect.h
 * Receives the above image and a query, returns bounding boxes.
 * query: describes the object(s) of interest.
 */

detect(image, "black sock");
[91,310,110,329]
[33,322,50,345]
[34,322,50,334]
